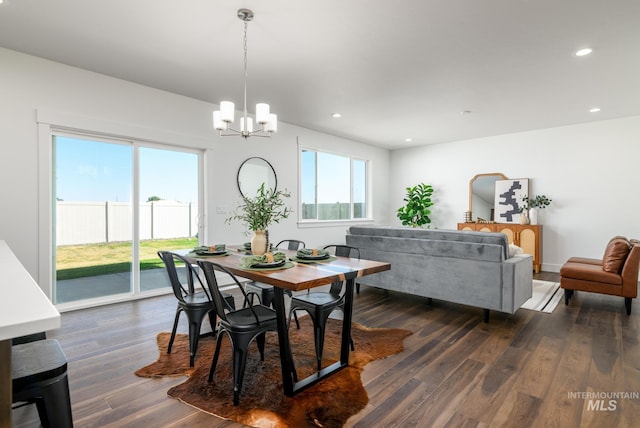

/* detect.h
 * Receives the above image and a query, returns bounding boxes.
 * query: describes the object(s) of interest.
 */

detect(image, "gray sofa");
[346,226,533,321]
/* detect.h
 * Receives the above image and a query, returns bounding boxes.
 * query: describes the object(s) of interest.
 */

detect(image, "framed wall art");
[494,178,529,223]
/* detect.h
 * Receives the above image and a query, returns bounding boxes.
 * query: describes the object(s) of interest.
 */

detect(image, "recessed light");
[589,107,601,113]
[404,138,412,142]
[331,113,341,118]
[575,48,593,57]
[460,110,472,115]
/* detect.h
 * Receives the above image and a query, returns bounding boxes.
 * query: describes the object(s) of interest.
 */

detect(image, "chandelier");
[213,8,277,138]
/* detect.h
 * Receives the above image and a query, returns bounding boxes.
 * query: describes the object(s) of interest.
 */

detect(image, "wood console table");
[458,223,542,273]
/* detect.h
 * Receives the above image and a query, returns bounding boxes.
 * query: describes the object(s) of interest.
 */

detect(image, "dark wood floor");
[13,272,640,427]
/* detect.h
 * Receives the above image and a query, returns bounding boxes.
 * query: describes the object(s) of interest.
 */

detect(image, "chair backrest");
[323,245,361,295]
[276,239,306,250]
[323,244,360,259]
[158,251,204,302]
[197,260,262,324]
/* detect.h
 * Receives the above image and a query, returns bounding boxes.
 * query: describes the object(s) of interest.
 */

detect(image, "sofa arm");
[501,254,533,313]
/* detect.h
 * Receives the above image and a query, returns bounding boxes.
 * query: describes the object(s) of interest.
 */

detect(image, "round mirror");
[469,173,507,221]
[237,157,277,198]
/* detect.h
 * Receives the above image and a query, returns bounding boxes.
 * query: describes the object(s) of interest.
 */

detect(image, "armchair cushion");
[602,237,631,273]
[560,261,622,285]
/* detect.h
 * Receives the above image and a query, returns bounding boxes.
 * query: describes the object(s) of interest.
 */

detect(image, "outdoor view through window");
[300,149,367,221]
[53,134,200,305]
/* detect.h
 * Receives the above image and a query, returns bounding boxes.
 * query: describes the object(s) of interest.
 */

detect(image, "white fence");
[56,201,198,245]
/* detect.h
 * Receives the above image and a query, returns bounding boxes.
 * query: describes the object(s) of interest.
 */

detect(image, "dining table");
[187,245,390,396]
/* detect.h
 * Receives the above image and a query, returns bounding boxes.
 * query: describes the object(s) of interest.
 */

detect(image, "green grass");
[56,237,197,280]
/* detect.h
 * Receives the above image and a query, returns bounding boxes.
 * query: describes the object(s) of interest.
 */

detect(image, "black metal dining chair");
[197,260,279,406]
[245,239,305,307]
[288,244,359,371]
[12,333,74,428]
[158,250,235,367]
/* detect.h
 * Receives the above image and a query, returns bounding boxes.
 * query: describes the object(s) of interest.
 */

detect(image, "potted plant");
[226,183,292,255]
[521,194,552,225]
[396,183,434,228]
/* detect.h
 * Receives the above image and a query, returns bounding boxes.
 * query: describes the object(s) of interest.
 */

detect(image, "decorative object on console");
[397,183,434,228]
[212,9,277,138]
[226,182,291,255]
[520,194,552,225]
[494,178,529,224]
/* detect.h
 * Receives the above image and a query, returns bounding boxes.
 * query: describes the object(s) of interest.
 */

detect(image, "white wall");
[0,47,390,290]
[390,115,640,272]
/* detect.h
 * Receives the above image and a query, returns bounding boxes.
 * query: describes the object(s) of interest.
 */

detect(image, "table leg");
[341,277,355,364]
[272,287,296,395]
[0,339,12,428]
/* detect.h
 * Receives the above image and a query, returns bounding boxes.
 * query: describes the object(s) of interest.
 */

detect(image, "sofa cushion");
[602,237,631,273]
[348,226,509,259]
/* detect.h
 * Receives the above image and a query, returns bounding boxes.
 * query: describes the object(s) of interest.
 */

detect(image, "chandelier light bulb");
[219,101,235,123]
[265,114,277,133]
[256,103,270,124]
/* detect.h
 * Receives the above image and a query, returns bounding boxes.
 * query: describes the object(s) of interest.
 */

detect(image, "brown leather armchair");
[560,237,640,315]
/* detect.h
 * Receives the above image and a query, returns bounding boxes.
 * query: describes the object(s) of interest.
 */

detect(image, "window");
[300,149,368,221]
[52,132,201,306]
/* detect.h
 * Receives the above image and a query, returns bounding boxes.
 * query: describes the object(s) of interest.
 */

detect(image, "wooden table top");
[190,246,390,292]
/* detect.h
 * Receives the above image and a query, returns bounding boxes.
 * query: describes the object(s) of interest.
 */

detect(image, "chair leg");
[293,311,300,329]
[231,332,258,406]
[625,297,632,315]
[208,332,225,382]
[34,373,73,428]
[167,307,182,354]
[207,310,217,337]
[310,309,333,371]
[287,306,301,330]
[256,332,266,361]
[187,307,212,367]
[564,289,572,305]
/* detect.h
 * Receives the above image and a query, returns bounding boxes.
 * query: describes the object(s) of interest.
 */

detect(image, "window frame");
[298,146,370,224]
[37,109,206,311]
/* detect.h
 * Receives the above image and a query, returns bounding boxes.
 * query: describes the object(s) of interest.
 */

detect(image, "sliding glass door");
[52,133,201,306]
[138,146,199,292]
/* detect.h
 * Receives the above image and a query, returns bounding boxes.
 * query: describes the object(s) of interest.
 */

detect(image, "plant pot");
[251,230,269,255]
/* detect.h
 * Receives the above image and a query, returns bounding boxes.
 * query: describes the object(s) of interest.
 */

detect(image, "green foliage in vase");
[396,183,434,228]
[226,183,292,232]
[520,194,552,211]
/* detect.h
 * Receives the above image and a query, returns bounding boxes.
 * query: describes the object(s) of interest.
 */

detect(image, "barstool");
[12,339,74,427]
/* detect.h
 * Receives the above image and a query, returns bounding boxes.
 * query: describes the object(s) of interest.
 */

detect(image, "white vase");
[529,208,538,225]
[251,230,269,255]
[519,210,529,225]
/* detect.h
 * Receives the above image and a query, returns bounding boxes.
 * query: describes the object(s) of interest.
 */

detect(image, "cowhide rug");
[136,317,411,427]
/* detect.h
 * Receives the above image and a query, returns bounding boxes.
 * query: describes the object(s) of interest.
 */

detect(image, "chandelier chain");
[242,19,248,123]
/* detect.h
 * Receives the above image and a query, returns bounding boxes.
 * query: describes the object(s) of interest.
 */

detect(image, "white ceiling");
[1,0,639,150]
